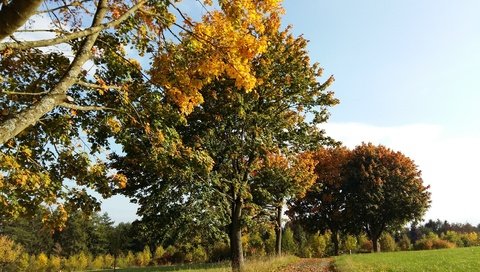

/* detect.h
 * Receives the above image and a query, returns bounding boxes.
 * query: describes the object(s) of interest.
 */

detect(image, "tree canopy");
[345,143,431,252]
[0,0,292,230]
[112,22,337,271]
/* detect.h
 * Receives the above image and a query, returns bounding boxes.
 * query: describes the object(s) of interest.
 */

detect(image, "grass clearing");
[334,247,480,272]
[99,255,299,272]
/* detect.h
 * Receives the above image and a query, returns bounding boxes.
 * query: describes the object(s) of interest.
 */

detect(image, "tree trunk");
[331,230,339,256]
[0,0,43,41]
[372,236,380,252]
[275,205,282,256]
[230,196,244,272]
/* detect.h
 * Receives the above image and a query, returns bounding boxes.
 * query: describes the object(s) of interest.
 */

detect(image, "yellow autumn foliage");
[152,0,284,114]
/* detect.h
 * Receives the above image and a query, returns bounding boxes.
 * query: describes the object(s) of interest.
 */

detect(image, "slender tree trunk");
[372,235,380,252]
[275,204,283,256]
[331,230,339,256]
[230,196,244,272]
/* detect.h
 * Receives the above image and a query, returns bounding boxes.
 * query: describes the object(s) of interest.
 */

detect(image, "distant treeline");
[1,210,479,271]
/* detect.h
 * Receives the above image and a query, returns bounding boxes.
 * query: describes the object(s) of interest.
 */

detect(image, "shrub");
[246,232,265,256]
[432,239,455,249]
[191,246,207,263]
[343,235,358,253]
[282,227,298,254]
[16,253,30,272]
[104,254,114,268]
[48,255,62,272]
[309,233,328,257]
[124,251,135,267]
[415,237,455,250]
[358,235,373,252]
[442,231,463,247]
[91,256,104,269]
[414,238,434,250]
[0,235,24,272]
[397,234,411,251]
[209,242,230,262]
[34,253,49,272]
[64,252,88,271]
[461,232,479,247]
[153,245,165,265]
[379,233,396,252]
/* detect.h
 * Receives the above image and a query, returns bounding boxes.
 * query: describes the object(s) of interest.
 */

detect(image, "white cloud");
[322,122,480,225]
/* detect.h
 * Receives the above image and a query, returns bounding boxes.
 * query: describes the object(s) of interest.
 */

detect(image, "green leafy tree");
[113,20,337,272]
[251,151,316,256]
[345,143,431,252]
[281,227,298,254]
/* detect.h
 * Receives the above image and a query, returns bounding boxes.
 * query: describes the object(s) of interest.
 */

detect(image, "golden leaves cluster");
[151,0,284,114]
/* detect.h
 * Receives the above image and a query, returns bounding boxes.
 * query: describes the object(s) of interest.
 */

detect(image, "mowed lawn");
[100,256,299,272]
[334,247,480,272]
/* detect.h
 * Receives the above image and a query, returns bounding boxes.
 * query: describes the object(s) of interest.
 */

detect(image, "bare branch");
[36,0,89,14]
[2,90,50,96]
[0,0,147,51]
[75,80,122,90]
[59,102,112,111]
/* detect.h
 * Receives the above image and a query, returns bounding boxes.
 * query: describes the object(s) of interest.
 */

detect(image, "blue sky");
[102,1,480,224]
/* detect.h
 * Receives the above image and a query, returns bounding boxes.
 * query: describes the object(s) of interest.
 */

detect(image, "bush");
[397,234,411,251]
[282,227,298,254]
[48,255,62,272]
[308,233,328,257]
[153,245,165,265]
[379,233,396,252]
[358,235,373,252]
[442,231,463,247]
[209,242,230,262]
[461,232,479,247]
[0,235,24,272]
[343,235,358,253]
[104,254,114,268]
[191,246,207,263]
[415,237,455,250]
[91,256,104,269]
[63,252,88,271]
[432,239,455,249]
[246,232,266,256]
[33,253,49,272]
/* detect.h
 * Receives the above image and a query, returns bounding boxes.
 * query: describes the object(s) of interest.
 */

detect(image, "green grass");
[334,247,480,272]
[98,255,299,272]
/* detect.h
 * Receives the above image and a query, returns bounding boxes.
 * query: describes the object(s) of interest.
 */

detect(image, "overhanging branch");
[0,0,147,51]
[59,103,113,111]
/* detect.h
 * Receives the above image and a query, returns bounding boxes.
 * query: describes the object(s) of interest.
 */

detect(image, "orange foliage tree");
[287,147,352,256]
[345,143,431,252]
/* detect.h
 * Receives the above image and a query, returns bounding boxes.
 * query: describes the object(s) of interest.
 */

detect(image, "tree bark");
[0,0,43,41]
[372,235,380,253]
[275,204,282,256]
[331,230,339,256]
[230,195,244,272]
[0,0,108,145]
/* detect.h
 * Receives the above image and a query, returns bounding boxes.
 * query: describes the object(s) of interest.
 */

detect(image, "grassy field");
[334,247,480,272]
[99,255,299,272]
